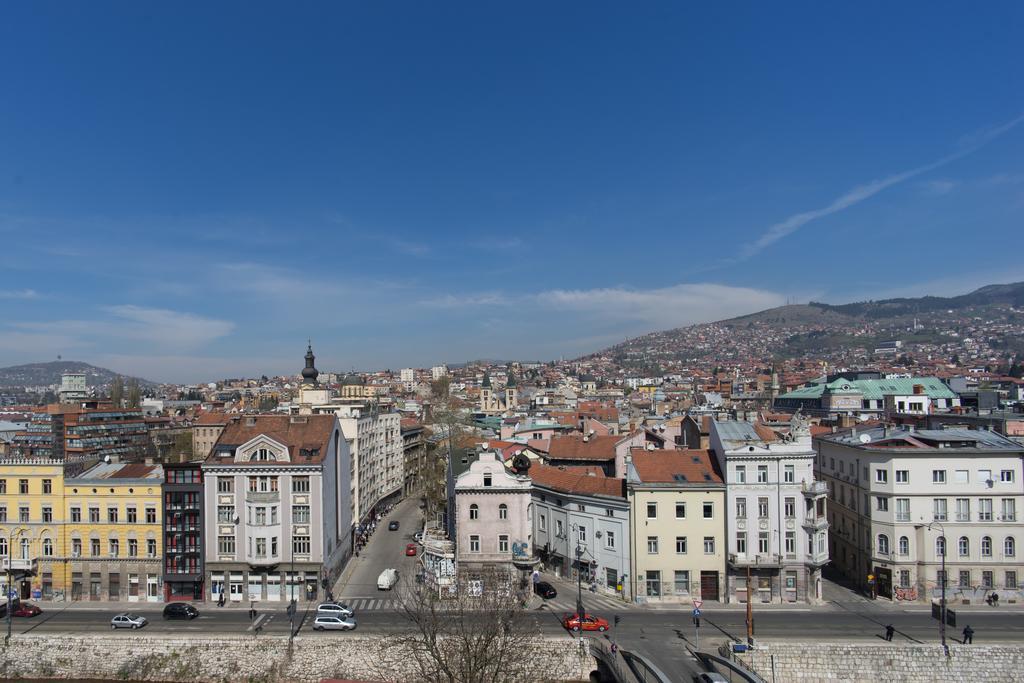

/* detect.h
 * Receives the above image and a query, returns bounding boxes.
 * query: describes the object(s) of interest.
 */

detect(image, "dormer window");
[483,473,492,487]
[250,448,275,462]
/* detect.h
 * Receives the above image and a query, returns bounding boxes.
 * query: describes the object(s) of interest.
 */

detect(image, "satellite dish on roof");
[859,434,872,444]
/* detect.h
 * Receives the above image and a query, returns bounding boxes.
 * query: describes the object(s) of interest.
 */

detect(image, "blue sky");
[1,2,1023,382]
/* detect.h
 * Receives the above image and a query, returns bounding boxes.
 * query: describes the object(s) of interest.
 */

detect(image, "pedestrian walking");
[884,624,894,641]
[963,625,974,644]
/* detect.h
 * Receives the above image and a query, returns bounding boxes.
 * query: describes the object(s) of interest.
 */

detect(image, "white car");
[413,532,424,543]
[110,613,148,629]
[316,602,354,618]
[312,615,357,631]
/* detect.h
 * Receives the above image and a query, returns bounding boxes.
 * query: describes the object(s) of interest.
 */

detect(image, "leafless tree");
[375,569,558,683]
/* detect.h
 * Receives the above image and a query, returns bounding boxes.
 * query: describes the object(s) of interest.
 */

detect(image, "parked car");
[316,602,354,618]
[693,674,729,683]
[110,613,148,630]
[312,615,357,631]
[413,531,424,543]
[562,613,610,632]
[377,568,399,590]
[162,603,199,620]
[13,603,42,617]
[534,581,557,599]
[405,543,417,556]
[388,520,400,531]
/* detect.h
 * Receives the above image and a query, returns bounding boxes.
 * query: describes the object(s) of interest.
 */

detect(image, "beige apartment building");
[626,449,727,603]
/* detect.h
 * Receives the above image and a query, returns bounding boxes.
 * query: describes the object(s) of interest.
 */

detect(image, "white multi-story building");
[816,425,1024,602]
[454,450,534,591]
[710,418,829,604]
[431,365,448,381]
[400,368,415,388]
[201,414,352,604]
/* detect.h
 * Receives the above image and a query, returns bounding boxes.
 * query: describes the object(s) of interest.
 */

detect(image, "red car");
[405,543,417,556]
[562,613,609,632]
[13,603,42,618]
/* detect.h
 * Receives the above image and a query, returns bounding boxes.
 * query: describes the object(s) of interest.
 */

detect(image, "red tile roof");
[629,449,723,485]
[195,411,232,425]
[529,464,624,498]
[207,414,337,465]
[546,434,621,462]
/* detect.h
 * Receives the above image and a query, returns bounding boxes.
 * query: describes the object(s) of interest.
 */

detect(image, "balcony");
[801,515,829,531]
[806,549,830,566]
[729,553,783,568]
[2,557,38,574]
[801,480,828,496]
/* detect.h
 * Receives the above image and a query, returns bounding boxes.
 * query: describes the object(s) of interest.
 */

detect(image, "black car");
[388,520,400,531]
[162,602,199,620]
[535,581,557,599]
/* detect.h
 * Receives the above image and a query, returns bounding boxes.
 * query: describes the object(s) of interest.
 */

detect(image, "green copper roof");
[779,376,956,401]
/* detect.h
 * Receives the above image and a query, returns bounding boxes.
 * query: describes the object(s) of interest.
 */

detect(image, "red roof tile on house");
[546,434,621,462]
[630,449,723,485]
[529,464,624,498]
[207,414,337,464]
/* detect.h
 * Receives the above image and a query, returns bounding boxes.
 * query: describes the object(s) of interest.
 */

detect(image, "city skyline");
[2,4,1023,382]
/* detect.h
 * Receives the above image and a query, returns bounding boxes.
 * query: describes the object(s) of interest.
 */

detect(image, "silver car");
[110,613,148,629]
[316,602,354,618]
[312,615,356,631]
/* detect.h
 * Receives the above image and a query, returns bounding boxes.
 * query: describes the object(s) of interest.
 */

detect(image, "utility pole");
[5,528,25,645]
[745,564,754,645]
[572,523,584,620]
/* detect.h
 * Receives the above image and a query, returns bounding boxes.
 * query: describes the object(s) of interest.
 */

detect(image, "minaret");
[770,364,780,404]
[505,373,518,411]
[480,372,493,413]
[301,341,319,388]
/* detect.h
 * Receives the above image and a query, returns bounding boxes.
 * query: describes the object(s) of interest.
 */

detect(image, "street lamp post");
[918,521,947,650]
[5,527,28,645]
[571,523,583,620]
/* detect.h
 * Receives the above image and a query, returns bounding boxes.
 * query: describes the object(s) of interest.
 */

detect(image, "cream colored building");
[626,449,727,603]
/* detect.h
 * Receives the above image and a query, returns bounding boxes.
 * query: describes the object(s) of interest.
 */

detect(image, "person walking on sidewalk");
[884,624,894,642]
[963,625,974,644]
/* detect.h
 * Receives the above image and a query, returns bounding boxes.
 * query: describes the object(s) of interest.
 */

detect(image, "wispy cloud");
[421,292,510,308]
[0,289,40,299]
[920,179,958,196]
[389,238,431,257]
[737,112,1024,261]
[9,305,235,354]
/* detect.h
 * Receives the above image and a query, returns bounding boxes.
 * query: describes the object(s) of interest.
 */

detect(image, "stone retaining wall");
[0,634,593,682]
[734,643,1024,683]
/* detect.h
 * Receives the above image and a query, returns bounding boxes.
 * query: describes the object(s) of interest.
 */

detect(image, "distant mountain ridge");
[0,361,155,388]
[594,281,1024,367]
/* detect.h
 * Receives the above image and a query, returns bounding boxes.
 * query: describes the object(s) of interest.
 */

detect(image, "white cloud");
[9,306,235,354]
[421,292,510,308]
[534,283,786,330]
[0,289,39,299]
[738,111,1024,261]
[920,179,958,196]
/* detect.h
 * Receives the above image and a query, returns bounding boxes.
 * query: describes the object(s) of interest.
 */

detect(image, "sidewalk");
[25,598,306,611]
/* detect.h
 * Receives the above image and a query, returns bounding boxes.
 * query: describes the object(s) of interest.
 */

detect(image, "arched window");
[469,504,479,520]
[877,534,890,555]
[42,537,53,557]
[898,536,909,556]
[498,504,508,520]
[0,537,7,556]
[935,536,946,557]
[250,448,275,461]
[958,536,970,557]
[981,536,992,557]
[1005,537,1016,557]
[19,538,29,559]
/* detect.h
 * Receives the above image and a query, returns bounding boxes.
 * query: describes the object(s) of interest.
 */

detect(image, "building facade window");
[757,465,768,483]
[898,536,909,555]
[498,504,508,520]
[675,536,687,554]
[1005,537,1016,557]
[735,465,746,483]
[958,537,970,557]
[605,530,615,549]
[933,498,947,521]
[877,534,890,555]
[647,536,658,554]
[646,502,657,519]
[736,498,746,519]
[933,470,946,484]
[896,470,909,484]
[292,536,311,555]
[127,506,137,523]
[469,535,480,553]
[469,504,479,520]
[498,535,509,553]
[645,570,661,597]
[675,502,686,519]
[703,536,715,554]
[981,536,992,557]
[702,502,713,519]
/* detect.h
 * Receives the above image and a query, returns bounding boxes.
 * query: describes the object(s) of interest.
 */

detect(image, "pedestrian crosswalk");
[338,597,400,611]
[541,590,629,615]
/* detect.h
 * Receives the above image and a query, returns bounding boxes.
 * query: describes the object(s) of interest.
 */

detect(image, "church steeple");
[301,341,319,386]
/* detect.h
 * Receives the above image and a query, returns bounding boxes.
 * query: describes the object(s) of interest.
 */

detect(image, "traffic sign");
[692,608,702,617]
[692,599,703,609]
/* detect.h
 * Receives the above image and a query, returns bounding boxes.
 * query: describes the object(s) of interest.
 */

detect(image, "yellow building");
[64,462,164,601]
[0,457,100,600]
[626,449,727,603]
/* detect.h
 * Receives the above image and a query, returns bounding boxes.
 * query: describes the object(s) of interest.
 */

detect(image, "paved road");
[336,497,423,599]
